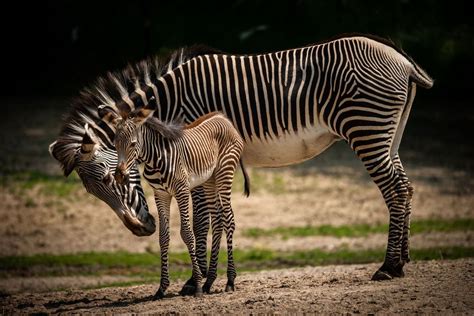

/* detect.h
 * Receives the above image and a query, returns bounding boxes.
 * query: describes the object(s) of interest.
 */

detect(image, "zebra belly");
[189,168,214,189]
[242,127,339,168]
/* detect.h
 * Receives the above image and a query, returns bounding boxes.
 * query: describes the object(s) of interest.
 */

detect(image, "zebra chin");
[121,210,156,236]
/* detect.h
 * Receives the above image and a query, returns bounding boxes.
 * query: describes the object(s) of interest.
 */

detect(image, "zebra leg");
[175,187,203,297]
[392,153,414,265]
[202,181,221,293]
[215,172,237,292]
[202,184,223,294]
[361,154,408,281]
[180,186,210,293]
[224,201,236,292]
[192,186,211,277]
[353,138,408,280]
[153,191,172,300]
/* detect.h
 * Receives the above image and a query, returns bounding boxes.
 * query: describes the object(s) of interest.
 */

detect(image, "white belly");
[189,168,214,189]
[242,127,340,167]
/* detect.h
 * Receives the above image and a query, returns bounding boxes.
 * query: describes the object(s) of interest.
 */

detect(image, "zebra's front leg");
[153,191,172,300]
[180,186,211,294]
[176,187,203,297]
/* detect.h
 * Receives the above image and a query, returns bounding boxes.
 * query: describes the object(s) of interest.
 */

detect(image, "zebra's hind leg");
[358,151,409,280]
[153,191,172,300]
[393,153,414,265]
[180,186,211,295]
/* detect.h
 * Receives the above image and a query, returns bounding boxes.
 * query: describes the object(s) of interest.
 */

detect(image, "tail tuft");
[239,159,250,197]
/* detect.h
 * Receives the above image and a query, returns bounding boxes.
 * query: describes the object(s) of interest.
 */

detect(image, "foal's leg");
[175,186,203,297]
[202,179,223,293]
[214,160,239,292]
[153,190,172,299]
[180,186,211,294]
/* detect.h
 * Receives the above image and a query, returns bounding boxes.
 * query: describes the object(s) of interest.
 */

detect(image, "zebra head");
[49,124,156,237]
[99,105,153,186]
[99,105,183,186]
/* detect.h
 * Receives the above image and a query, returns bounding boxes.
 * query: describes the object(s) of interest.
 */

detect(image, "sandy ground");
[2,259,473,314]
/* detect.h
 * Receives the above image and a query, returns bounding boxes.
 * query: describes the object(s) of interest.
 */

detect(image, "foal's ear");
[130,106,155,126]
[98,105,121,127]
[80,123,100,161]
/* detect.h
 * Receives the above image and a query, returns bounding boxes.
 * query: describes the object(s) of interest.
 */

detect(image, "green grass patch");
[244,218,474,238]
[1,246,473,281]
[2,170,81,198]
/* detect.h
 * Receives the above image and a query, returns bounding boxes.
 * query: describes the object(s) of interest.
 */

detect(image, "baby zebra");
[99,105,249,298]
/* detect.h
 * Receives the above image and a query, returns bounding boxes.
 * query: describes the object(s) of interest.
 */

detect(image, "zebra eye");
[130,141,137,147]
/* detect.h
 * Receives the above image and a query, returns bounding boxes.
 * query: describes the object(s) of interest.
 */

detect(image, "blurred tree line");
[5,0,473,102]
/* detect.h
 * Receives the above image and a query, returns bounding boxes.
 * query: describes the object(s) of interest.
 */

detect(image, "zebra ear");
[98,105,121,127]
[131,107,155,126]
[80,123,100,161]
[49,139,75,177]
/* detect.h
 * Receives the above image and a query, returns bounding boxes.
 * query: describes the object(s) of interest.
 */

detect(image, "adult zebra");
[50,34,433,295]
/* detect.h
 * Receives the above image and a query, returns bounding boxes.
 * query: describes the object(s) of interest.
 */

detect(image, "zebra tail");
[239,159,250,197]
[410,62,434,89]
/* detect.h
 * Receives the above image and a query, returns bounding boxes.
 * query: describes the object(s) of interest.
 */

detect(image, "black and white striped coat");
[101,107,249,298]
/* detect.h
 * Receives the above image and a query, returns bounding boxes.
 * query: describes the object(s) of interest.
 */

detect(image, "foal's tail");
[240,159,250,197]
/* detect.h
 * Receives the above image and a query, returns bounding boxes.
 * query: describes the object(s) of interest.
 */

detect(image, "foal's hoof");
[202,282,212,294]
[153,287,166,300]
[179,284,197,296]
[225,283,235,292]
[179,278,197,296]
[195,287,203,298]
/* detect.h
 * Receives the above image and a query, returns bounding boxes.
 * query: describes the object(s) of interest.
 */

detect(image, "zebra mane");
[51,45,223,176]
[144,117,184,140]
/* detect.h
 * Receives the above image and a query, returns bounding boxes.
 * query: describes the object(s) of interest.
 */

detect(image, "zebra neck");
[137,125,175,169]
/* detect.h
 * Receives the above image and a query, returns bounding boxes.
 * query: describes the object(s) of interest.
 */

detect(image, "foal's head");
[99,105,183,186]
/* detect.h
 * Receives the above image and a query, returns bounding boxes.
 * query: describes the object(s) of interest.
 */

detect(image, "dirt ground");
[2,259,473,314]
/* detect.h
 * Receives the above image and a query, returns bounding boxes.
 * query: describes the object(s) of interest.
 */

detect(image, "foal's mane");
[141,112,224,141]
[144,117,184,140]
[51,45,223,176]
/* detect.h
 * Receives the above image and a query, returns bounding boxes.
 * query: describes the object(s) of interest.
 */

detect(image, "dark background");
[4,0,473,102]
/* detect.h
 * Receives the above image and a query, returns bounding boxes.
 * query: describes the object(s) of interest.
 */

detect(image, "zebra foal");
[100,105,249,298]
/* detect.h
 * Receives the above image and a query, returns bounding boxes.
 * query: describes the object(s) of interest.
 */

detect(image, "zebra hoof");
[179,284,197,296]
[371,262,405,280]
[153,287,166,300]
[194,287,203,298]
[225,284,235,292]
[371,269,393,281]
[202,282,212,294]
[179,278,197,296]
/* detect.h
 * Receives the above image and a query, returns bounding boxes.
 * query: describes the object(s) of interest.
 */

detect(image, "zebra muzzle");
[122,211,156,236]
